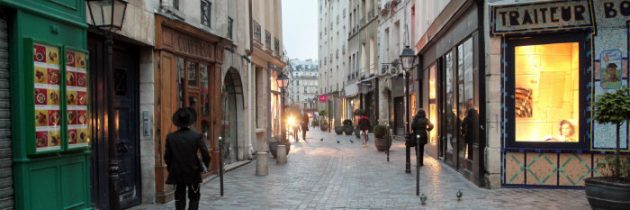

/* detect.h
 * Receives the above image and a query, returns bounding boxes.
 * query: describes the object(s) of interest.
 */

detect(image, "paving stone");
[131,130,590,210]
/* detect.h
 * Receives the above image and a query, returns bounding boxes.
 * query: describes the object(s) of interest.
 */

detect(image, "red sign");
[319,95,327,102]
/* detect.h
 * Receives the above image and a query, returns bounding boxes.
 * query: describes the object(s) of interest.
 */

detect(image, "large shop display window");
[29,39,90,155]
[507,34,587,149]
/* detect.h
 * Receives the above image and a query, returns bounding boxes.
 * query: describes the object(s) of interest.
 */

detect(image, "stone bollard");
[277,145,287,164]
[256,152,268,176]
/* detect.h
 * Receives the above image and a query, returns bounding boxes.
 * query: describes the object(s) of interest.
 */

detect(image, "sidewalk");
[131,129,589,210]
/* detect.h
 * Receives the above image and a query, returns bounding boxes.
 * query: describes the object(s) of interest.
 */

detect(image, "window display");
[33,43,62,152]
[514,42,580,143]
[66,49,90,148]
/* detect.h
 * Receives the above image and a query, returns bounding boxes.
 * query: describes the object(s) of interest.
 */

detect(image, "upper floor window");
[227,17,234,39]
[201,0,212,28]
[265,30,271,49]
[253,21,261,42]
[174,0,179,10]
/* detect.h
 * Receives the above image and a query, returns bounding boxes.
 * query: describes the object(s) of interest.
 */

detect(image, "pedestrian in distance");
[358,114,371,147]
[411,110,433,166]
[301,112,309,141]
[164,107,211,210]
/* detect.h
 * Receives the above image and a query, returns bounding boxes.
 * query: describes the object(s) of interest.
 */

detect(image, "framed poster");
[33,42,62,153]
[65,47,90,149]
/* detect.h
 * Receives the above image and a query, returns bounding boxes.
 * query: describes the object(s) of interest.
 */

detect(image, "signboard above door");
[491,0,594,36]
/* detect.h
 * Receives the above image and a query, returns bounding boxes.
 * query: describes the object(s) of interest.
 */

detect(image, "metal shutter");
[0,15,13,210]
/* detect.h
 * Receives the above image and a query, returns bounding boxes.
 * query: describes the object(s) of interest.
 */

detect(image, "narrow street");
[133,129,589,210]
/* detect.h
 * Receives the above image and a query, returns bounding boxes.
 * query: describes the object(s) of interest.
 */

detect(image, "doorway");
[88,35,141,209]
[393,97,404,135]
[222,69,243,164]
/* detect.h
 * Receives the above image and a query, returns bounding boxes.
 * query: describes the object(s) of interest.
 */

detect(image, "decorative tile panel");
[559,153,591,186]
[505,152,525,185]
[525,152,557,186]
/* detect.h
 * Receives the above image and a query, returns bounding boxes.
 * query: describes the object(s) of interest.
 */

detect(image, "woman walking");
[411,110,433,166]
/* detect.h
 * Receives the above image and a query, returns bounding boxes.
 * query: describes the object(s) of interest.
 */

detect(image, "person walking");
[164,107,211,210]
[358,114,371,147]
[301,112,309,141]
[411,110,433,166]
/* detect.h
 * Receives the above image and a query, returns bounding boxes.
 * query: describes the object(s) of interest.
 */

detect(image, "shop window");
[177,57,185,108]
[514,42,580,143]
[188,62,198,86]
[457,38,475,160]
[428,64,437,146]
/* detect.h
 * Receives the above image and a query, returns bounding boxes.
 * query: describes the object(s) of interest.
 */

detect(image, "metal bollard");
[218,137,224,196]
[416,134,420,196]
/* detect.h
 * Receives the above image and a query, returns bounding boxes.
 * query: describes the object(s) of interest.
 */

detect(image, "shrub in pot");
[343,119,354,135]
[373,125,391,151]
[311,120,319,127]
[268,137,291,158]
[334,126,343,135]
[320,119,329,131]
[585,87,630,210]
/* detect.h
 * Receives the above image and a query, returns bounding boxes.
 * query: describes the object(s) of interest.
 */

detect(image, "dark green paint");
[2,0,92,209]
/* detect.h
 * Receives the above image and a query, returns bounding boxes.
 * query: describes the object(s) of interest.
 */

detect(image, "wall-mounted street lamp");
[86,0,128,209]
[276,72,289,144]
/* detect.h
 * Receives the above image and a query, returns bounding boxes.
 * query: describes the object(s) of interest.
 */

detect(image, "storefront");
[417,0,485,186]
[0,9,11,209]
[2,0,92,209]
[489,0,630,187]
[153,15,228,202]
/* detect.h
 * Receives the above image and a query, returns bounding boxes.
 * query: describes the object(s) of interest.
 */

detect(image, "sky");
[282,0,318,61]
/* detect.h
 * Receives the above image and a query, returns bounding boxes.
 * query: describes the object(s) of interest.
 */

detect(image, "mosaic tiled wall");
[504,152,629,187]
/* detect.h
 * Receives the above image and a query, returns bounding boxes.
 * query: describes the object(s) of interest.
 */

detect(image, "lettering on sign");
[491,0,593,35]
[602,0,630,18]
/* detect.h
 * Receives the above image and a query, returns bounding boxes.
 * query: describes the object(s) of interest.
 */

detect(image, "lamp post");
[399,45,416,174]
[276,72,289,144]
[87,0,128,209]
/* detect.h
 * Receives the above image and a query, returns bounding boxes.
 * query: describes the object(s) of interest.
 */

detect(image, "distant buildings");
[287,59,319,112]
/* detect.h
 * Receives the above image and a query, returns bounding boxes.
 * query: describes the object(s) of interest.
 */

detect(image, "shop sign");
[491,0,593,35]
[319,95,327,102]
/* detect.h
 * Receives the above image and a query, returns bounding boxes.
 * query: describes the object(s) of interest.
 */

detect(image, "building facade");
[250,0,286,175]
[318,0,348,128]
[377,0,416,136]
[288,59,319,113]
[347,0,379,128]
[411,0,630,189]
[221,0,254,167]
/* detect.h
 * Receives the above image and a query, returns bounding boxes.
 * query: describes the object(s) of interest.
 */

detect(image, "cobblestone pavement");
[132,129,590,210]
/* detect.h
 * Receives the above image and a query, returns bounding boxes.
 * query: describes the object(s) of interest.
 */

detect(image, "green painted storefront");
[1,0,91,209]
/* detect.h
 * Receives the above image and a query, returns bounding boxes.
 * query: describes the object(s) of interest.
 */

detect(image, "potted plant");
[319,110,329,131]
[268,137,291,158]
[334,125,344,135]
[373,124,392,151]
[311,120,319,127]
[320,119,329,131]
[343,119,354,135]
[585,87,630,210]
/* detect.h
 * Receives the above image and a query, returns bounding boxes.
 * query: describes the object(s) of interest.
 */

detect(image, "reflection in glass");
[514,42,579,143]
[177,58,185,108]
[188,62,197,86]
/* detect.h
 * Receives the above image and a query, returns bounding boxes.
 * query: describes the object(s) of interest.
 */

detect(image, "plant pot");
[268,141,291,158]
[320,124,329,131]
[374,137,392,151]
[334,126,344,135]
[585,177,630,210]
[344,126,354,135]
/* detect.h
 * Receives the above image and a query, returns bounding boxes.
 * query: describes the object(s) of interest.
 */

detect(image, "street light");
[398,45,416,175]
[276,72,289,144]
[87,1,128,209]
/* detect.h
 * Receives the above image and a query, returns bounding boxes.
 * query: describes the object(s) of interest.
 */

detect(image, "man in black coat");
[165,107,211,210]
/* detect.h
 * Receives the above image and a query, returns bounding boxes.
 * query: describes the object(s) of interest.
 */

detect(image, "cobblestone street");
[133,129,590,210]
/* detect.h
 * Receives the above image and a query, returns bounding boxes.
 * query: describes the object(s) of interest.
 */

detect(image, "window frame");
[201,0,212,28]
[504,32,590,150]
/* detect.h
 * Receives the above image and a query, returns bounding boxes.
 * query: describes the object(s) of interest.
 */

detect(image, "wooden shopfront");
[490,0,630,187]
[154,15,229,202]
